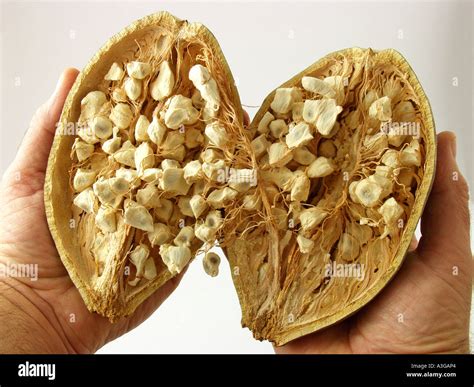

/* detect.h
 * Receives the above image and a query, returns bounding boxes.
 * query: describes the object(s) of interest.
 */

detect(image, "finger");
[417,131,471,263]
[243,110,250,127]
[408,236,418,252]
[9,68,79,176]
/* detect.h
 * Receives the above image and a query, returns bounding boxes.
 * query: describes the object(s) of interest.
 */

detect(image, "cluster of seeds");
[227,48,427,342]
[71,51,240,285]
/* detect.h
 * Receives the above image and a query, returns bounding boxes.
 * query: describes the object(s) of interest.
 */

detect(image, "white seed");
[134,142,155,174]
[176,197,193,217]
[393,100,416,122]
[78,127,100,145]
[297,234,314,254]
[291,174,310,202]
[104,62,124,81]
[80,91,107,120]
[74,139,95,162]
[110,103,133,129]
[269,119,289,138]
[205,122,228,147]
[148,223,172,246]
[129,244,150,277]
[162,131,185,151]
[160,244,192,274]
[369,96,392,121]
[207,187,238,209]
[147,117,167,145]
[292,102,304,122]
[112,88,127,102]
[73,188,96,213]
[368,174,392,198]
[301,76,335,98]
[203,251,220,277]
[400,139,421,167]
[116,167,139,185]
[154,199,173,223]
[134,115,150,142]
[124,202,154,232]
[228,169,257,193]
[164,95,199,129]
[257,111,275,134]
[124,77,142,101]
[303,99,342,136]
[174,226,195,247]
[307,157,335,178]
[95,206,117,233]
[93,177,129,205]
[143,258,157,280]
[375,165,393,178]
[161,159,181,170]
[189,64,211,85]
[189,65,220,110]
[354,178,383,207]
[136,184,161,208]
[183,160,202,183]
[189,195,207,218]
[268,142,293,167]
[251,134,271,157]
[113,141,136,168]
[102,135,121,155]
[150,60,175,101]
[363,133,388,153]
[205,210,223,229]
[381,149,401,168]
[126,61,151,80]
[199,79,221,111]
[201,148,223,163]
[161,168,190,195]
[286,122,314,149]
[141,168,162,183]
[378,197,404,224]
[323,76,345,104]
[73,169,96,192]
[90,116,113,140]
[299,207,328,234]
[202,159,226,181]
[270,87,302,114]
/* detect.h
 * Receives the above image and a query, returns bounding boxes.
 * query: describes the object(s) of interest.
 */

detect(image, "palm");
[0,173,181,352]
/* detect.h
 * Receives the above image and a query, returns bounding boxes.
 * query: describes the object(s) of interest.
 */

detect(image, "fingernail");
[450,133,457,158]
[49,72,65,102]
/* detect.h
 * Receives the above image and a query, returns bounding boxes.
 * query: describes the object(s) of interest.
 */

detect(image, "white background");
[0,0,472,353]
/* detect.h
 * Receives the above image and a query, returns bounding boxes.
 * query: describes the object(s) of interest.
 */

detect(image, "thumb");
[417,131,471,266]
[4,68,79,184]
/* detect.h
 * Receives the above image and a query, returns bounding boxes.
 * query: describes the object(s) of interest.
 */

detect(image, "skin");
[0,69,471,354]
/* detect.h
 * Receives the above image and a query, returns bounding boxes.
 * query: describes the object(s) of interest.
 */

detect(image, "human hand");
[276,131,472,354]
[0,69,186,354]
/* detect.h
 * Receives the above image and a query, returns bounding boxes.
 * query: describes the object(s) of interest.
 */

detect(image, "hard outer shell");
[44,12,242,321]
[225,48,436,346]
